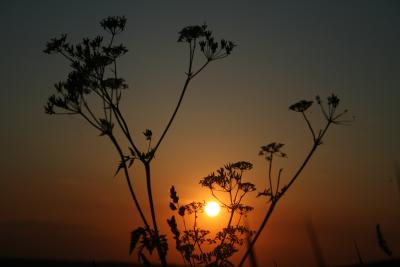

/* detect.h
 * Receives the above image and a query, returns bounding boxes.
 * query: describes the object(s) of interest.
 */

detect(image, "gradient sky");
[1,1,400,267]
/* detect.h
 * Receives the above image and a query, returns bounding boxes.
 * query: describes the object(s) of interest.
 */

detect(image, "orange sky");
[1,1,400,267]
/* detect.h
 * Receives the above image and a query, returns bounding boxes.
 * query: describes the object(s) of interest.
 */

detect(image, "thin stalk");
[268,155,274,198]
[144,162,167,267]
[110,105,141,157]
[275,169,282,196]
[238,201,277,267]
[302,112,316,141]
[96,83,141,157]
[216,211,235,266]
[216,199,236,266]
[153,56,209,154]
[354,240,364,265]
[286,122,331,190]
[79,111,102,132]
[193,212,208,265]
[153,75,191,154]
[108,133,150,230]
[239,121,332,267]
[211,191,228,208]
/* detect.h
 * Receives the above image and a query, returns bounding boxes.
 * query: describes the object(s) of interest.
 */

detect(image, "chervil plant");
[237,94,351,266]
[169,94,351,267]
[168,162,256,266]
[44,16,351,267]
[44,16,235,266]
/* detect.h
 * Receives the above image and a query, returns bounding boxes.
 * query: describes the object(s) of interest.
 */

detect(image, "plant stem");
[268,154,274,198]
[238,201,276,267]
[153,76,191,154]
[216,201,236,266]
[144,161,167,266]
[153,58,209,155]
[239,121,332,266]
[108,133,149,230]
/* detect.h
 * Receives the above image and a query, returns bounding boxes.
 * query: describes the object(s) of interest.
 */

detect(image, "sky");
[1,1,400,266]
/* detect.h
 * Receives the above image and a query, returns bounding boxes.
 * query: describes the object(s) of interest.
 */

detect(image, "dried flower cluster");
[168,183,254,267]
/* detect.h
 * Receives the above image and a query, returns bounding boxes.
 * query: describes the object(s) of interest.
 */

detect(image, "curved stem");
[193,212,208,265]
[153,58,209,155]
[153,76,191,154]
[238,200,277,267]
[302,112,316,141]
[108,133,150,230]
[239,122,332,267]
[144,162,167,266]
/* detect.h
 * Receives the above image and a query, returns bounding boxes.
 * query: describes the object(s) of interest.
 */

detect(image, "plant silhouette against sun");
[44,16,235,266]
[44,16,352,267]
[170,94,351,267]
[168,162,256,267]
[236,94,351,267]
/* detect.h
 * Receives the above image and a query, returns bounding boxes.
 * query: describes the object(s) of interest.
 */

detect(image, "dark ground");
[1,258,399,267]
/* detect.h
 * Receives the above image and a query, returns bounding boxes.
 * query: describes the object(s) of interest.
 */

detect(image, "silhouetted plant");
[44,16,235,266]
[169,94,350,266]
[376,224,393,258]
[44,16,351,267]
[237,94,350,266]
[353,240,364,265]
[168,162,256,266]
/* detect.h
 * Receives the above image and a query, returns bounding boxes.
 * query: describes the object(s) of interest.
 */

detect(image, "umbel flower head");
[259,142,287,160]
[177,24,207,42]
[178,23,236,61]
[289,100,313,112]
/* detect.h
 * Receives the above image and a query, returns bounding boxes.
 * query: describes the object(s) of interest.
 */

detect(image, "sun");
[205,201,220,217]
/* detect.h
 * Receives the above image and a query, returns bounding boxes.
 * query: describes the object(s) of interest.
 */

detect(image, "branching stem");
[239,120,333,267]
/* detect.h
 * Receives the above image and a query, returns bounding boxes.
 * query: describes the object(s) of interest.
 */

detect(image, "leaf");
[139,252,151,267]
[128,158,134,168]
[129,227,146,255]
[114,160,125,177]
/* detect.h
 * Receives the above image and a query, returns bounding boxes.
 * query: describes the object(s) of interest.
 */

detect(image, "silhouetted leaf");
[114,160,125,176]
[130,227,146,255]
[139,252,151,267]
[128,158,134,168]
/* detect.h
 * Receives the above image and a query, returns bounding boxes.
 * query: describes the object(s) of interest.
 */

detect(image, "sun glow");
[205,201,220,217]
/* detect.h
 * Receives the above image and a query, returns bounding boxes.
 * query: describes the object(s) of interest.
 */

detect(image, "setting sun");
[204,201,220,217]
